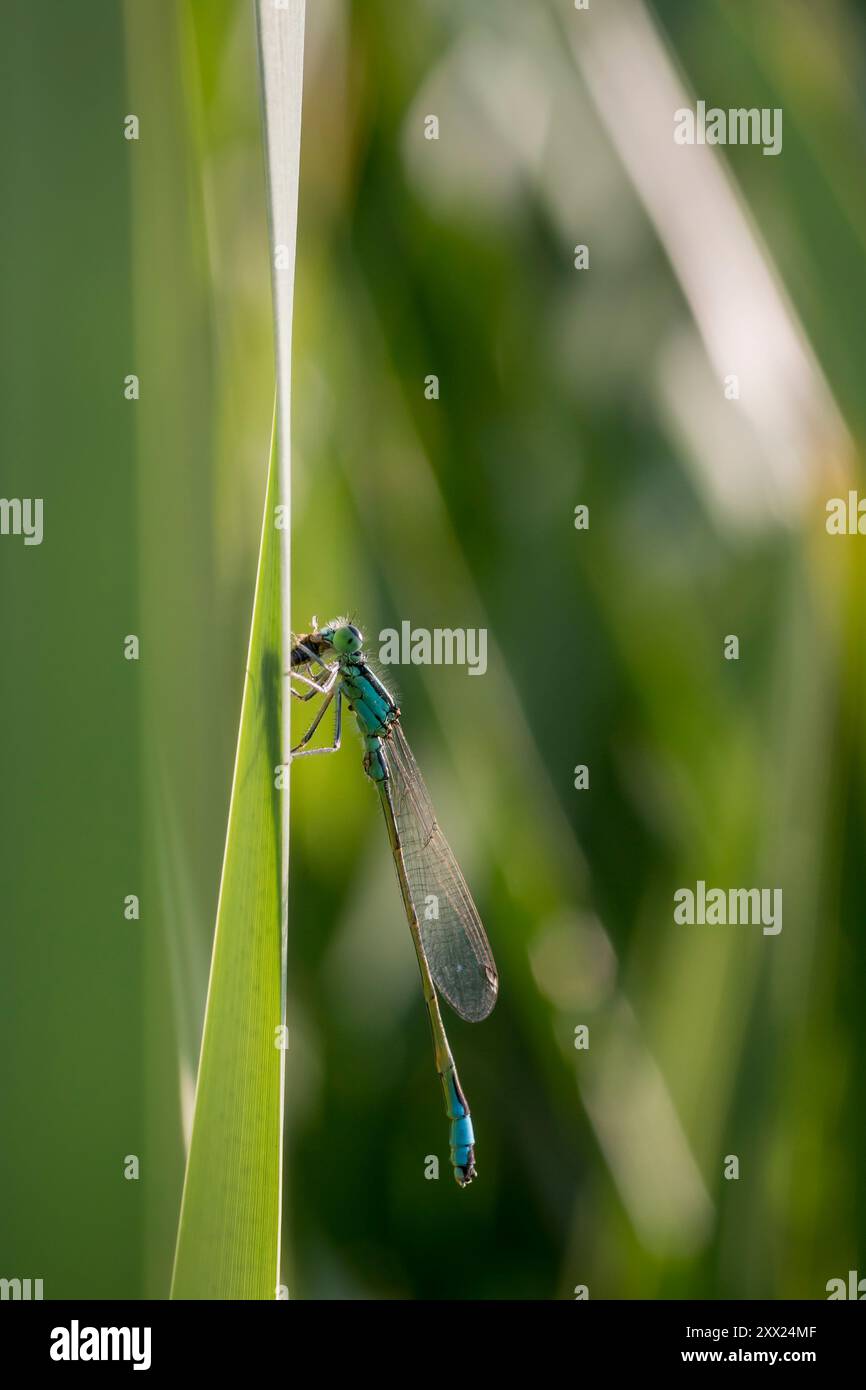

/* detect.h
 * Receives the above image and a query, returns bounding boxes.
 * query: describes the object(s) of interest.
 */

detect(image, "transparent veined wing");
[384,723,498,1022]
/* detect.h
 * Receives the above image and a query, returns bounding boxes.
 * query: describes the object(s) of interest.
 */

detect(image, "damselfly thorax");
[338,657,401,783]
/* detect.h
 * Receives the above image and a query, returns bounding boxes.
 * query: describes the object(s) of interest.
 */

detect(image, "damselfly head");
[320,620,364,657]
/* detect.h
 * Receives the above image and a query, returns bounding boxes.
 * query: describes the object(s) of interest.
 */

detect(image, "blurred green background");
[2,0,866,1299]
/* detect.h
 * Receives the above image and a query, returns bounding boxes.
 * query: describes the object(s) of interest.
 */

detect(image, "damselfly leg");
[291,685,342,758]
[289,656,338,702]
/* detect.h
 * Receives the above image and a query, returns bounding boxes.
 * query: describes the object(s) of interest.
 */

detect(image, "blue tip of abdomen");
[445,1075,477,1185]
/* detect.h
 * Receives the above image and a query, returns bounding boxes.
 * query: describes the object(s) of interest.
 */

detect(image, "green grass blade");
[171,426,283,1300]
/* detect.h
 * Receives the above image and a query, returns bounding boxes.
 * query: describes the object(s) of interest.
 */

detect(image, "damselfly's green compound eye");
[329,623,363,655]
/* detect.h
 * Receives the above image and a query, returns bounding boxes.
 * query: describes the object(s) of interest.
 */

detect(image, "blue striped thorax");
[340,659,399,738]
[339,660,399,783]
[314,621,400,781]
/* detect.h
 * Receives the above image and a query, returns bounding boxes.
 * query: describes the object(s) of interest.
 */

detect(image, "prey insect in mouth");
[290,618,498,1185]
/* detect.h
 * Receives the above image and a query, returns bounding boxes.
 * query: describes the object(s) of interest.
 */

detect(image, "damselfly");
[290,618,498,1185]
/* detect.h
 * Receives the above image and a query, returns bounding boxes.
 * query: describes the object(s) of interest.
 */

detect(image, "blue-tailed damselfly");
[290,619,498,1185]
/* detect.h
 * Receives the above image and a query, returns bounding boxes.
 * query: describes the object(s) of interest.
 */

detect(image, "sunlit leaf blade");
[171,426,282,1300]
